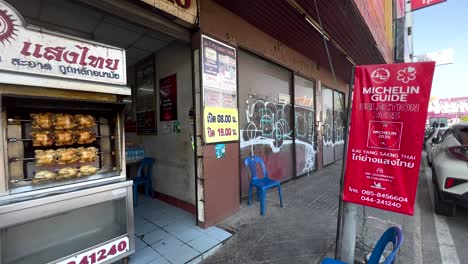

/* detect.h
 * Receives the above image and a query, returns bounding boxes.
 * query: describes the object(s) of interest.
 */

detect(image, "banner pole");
[335,67,355,261]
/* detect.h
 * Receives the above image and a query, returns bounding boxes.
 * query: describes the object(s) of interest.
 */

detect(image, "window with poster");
[135,55,157,135]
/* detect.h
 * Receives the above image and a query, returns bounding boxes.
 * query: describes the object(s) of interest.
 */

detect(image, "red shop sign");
[411,0,446,11]
[343,62,435,215]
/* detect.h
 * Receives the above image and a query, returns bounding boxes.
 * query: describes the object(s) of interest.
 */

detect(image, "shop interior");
[6,0,231,263]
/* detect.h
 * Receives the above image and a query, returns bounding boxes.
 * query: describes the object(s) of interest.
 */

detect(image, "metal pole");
[335,67,356,261]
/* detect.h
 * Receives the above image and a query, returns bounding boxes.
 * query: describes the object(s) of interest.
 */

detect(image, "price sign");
[57,236,129,264]
[203,107,239,143]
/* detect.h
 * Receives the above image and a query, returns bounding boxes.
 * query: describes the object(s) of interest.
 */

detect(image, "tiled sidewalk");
[129,197,232,264]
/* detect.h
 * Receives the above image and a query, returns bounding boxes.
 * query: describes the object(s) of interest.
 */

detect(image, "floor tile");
[205,228,232,242]
[173,226,204,243]
[142,228,171,245]
[129,246,161,264]
[187,234,220,253]
[202,244,221,260]
[147,257,172,264]
[146,213,174,228]
[187,255,202,264]
[135,237,148,251]
[163,222,192,235]
[151,236,184,256]
[162,244,200,264]
[135,218,159,236]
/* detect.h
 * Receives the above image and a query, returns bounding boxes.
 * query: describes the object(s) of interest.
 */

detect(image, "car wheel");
[434,186,456,217]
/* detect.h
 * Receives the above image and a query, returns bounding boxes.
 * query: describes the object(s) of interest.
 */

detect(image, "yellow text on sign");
[204,107,239,143]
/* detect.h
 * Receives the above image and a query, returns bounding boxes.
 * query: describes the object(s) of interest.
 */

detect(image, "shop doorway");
[322,87,346,166]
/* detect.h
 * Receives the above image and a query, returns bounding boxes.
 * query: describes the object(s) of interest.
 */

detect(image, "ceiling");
[6,0,180,67]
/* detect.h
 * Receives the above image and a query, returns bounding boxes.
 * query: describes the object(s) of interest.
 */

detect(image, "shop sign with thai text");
[343,62,435,215]
[140,0,197,25]
[0,1,126,85]
[204,107,239,143]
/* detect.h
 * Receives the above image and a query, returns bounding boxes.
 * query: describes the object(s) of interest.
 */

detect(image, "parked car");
[425,126,448,165]
[431,122,468,216]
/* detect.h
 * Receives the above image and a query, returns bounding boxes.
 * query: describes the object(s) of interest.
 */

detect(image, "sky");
[413,0,468,99]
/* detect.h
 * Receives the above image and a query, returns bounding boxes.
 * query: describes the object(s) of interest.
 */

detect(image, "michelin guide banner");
[343,62,435,215]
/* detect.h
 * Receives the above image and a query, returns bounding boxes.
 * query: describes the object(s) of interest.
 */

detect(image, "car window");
[439,128,452,142]
[453,127,468,145]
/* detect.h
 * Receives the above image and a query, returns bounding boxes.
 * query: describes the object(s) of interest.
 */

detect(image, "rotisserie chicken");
[77,147,98,162]
[75,114,96,129]
[54,130,75,146]
[31,113,54,129]
[32,170,57,184]
[54,114,76,129]
[56,148,79,164]
[78,165,99,177]
[56,167,78,180]
[32,131,54,147]
[75,130,96,145]
[35,149,57,166]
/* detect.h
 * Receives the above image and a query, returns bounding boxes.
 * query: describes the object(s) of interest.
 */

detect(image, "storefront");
[0,0,395,261]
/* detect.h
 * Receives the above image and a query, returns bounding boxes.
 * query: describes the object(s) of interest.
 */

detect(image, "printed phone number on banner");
[360,190,409,209]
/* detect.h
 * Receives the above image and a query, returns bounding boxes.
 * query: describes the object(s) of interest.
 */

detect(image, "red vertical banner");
[411,0,446,11]
[159,74,178,121]
[343,62,435,215]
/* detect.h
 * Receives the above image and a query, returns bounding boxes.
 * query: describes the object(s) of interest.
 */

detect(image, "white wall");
[140,42,195,205]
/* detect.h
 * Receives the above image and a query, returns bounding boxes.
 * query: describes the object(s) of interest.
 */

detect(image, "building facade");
[2,0,403,231]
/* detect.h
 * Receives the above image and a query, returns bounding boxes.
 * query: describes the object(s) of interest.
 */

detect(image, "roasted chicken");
[54,114,76,129]
[78,165,99,177]
[35,150,56,166]
[31,113,54,129]
[32,131,54,147]
[77,147,98,162]
[54,130,75,146]
[75,130,96,145]
[56,167,78,180]
[56,148,79,164]
[75,114,96,129]
[32,170,57,184]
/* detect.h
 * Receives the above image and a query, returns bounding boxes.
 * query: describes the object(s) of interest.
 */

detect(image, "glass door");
[322,87,334,166]
[238,50,293,197]
[294,76,317,176]
[334,91,345,160]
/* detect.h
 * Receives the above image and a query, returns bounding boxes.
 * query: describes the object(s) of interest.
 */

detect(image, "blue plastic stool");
[133,157,155,207]
[320,226,403,264]
[244,156,283,216]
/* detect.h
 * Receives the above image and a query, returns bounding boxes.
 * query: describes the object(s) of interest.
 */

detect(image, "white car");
[425,126,448,165]
[431,122,468,216]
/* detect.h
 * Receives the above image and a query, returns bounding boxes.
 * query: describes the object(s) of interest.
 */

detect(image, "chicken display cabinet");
[0,2,135,262]
[0,93,135,264]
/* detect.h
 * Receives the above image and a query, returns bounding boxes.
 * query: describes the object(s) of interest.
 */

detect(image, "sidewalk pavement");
[202,160,421,264]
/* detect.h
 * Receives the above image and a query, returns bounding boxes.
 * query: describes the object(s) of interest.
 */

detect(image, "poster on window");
[159,74,177,121]
[343,62,435,215]
[201,35,237,108]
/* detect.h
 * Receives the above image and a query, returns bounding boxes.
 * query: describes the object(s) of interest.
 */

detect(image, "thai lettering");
[19,42,120,71]
[11,58,52,70]
[58,65,120,79]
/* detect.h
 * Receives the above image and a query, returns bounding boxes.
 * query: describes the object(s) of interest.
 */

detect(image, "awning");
[214,0,392,82]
